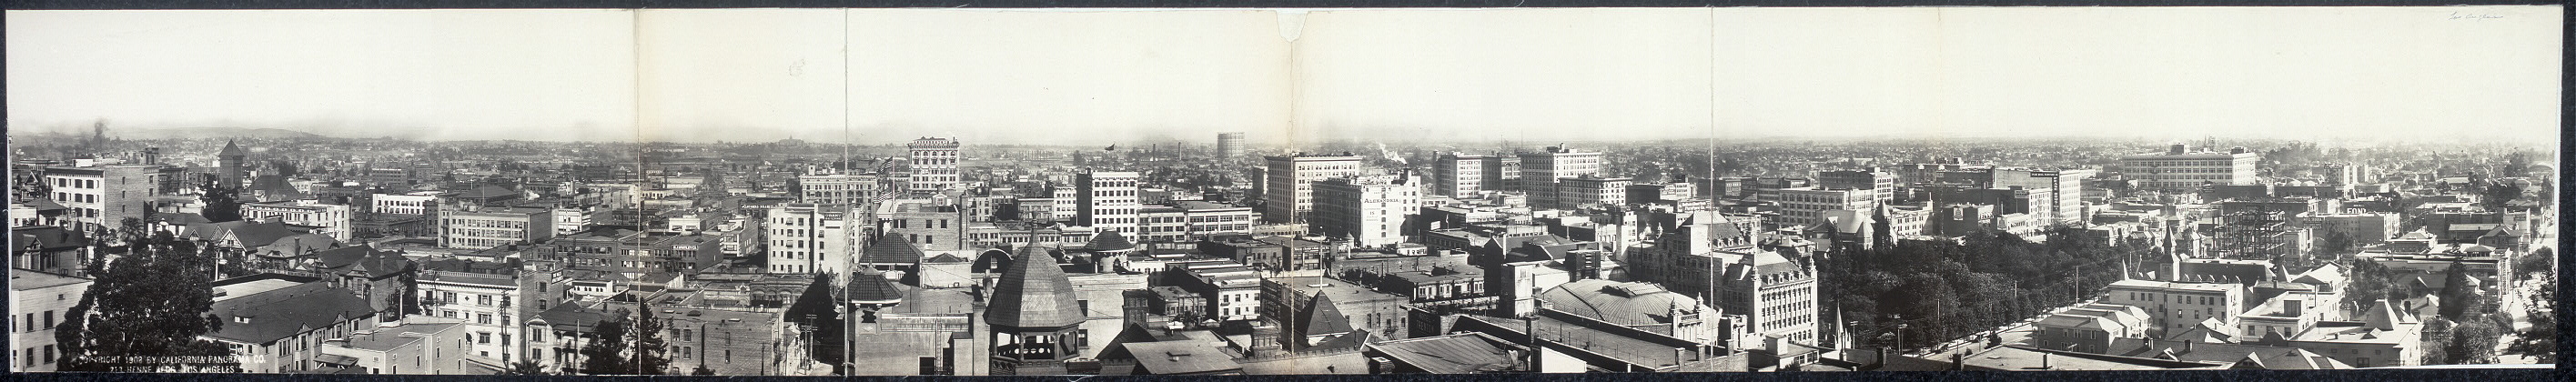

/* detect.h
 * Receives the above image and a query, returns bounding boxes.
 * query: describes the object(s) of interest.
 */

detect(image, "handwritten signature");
[2450,12,2505,20]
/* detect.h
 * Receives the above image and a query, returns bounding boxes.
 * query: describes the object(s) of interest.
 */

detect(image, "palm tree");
[500,359,549,375]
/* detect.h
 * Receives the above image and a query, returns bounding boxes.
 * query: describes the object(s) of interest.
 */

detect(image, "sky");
[6,6,2561,146]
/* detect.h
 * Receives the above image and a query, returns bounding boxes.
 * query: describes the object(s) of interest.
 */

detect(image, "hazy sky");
[7,6,2560,146]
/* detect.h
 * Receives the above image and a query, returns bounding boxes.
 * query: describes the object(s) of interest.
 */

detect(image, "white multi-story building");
[1310,175,1421,247]
[11,271,92,372]
[2121,144,2259,191]
[1133,201,1256,244]
[371,192,441,216]
[1519,146,1604,210]
[241,200,356,242]
[439,206,554,250]
[551,207,592,236]
[1764,187,1878,228]
[764,204,850,275]
[1261,155,1365,224]
[906,137,961,194]
[793,173,881,209]
[2102,278,2248,335]
[1076,171,1141,236]
[1431,153,1501,197]
[417,269,523,363]
[1551,176,1631,210]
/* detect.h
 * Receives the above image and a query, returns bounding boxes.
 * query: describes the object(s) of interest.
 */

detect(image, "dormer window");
[234,316,252,324]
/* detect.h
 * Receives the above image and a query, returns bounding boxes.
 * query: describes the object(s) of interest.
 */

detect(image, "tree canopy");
[54,225,236,372]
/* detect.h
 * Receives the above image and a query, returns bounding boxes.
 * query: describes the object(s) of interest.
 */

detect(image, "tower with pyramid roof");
[985,247,1087,375]
[217,139,247,187]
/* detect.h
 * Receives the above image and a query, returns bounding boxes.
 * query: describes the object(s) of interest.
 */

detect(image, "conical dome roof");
[985,247,1086,328]
[1087,230,1135,252]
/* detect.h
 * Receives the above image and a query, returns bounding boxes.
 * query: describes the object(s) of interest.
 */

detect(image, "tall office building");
[42,163,187,233]
[1261,155,1365,224]
[1763,187,1878,228]
[908,137,962,194]
[2120,144,2258,191]
[765,203,851,275]
[794,173,884,209]
[1311,175,1421,247]
[1519,146,1603,210]
[1076,171,1142,236]
[2316,163,2364,186]
[1430,153,1502,197]
[1216,132,1247,158]
[1816,168,1897,206]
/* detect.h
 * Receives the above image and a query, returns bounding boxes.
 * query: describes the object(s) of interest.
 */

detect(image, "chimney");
[1950,353,1965,370]
[2040,353,2052,369]
[1876,347,1890,367]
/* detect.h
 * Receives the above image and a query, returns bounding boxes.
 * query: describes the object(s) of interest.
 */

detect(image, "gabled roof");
[1301,294,1355,337]
[533,302,623,334]
[247,175,301,201]
[254,234,340,258]
[158,212,213,226]
[921,253,969,264]
[984,247,1086,328]
[1537,279,1703,327]
[227,220,300,247]
[206,282,377,345]
[847,268,904,305]
[25,197,69,211]
[13,226,89,250]
[860,234,925,264]
[315,245,413,278]
[219,139,246,156]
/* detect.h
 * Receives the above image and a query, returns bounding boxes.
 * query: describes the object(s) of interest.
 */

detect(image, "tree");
[2438,317,2503,364]
[2512,247,2553,281]
[579,318,634,375]
[2505,273,2555,358]
[199,179,244,222]
[2481,182,2523,210]
[54,227,236,372]
[2318,231,2356,256]
[2436,261,2479,320]
[633,305,672,375]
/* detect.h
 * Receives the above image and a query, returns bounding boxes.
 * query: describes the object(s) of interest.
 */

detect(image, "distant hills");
[121,127,328,139]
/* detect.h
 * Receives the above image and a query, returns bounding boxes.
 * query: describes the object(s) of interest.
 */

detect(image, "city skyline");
[8,7,2560,145]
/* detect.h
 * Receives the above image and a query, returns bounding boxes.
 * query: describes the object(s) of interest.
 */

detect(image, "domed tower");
[217,139,247,187]
[1083,230,1136,274]
[985,248,1086,375]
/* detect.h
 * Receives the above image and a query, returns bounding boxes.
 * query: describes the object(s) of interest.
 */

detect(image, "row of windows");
[892,218,952,229]
[50,192,96,204]
[446,218,529,229]
[50,177,98,189]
